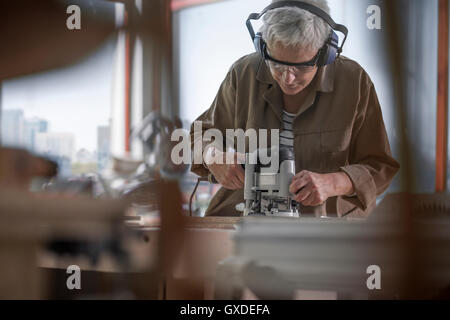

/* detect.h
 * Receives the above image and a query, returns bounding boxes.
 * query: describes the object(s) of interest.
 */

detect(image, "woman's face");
[267,42,319,96]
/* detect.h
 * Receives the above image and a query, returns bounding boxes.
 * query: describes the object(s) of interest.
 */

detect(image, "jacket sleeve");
[189,67,237,178]
[339,76,400,211]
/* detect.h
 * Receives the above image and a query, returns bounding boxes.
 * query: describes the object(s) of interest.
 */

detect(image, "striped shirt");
[280,110,295,151]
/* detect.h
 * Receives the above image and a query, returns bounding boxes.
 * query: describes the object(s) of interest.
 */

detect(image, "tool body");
[243,146,299,217]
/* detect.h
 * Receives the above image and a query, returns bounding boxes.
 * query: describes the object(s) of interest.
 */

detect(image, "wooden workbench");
[39,216,242,299]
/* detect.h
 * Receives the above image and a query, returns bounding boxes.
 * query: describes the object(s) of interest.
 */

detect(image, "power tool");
[243,146,299,217]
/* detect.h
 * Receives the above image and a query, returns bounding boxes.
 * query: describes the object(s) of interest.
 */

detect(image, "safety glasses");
[264,47,320,75]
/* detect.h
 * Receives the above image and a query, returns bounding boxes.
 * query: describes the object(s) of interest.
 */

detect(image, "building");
[23,117,48,151]
[1,110,48,153]
[97,125,110,171]
[75,148,95,164]
[35,132,75,161]
[1,109,25,148]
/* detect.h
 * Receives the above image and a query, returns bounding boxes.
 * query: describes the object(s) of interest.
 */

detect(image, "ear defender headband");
[246,1,348,67]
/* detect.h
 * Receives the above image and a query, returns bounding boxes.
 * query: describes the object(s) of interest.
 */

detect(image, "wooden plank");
[127,215,242,229]
[436,0,449,192]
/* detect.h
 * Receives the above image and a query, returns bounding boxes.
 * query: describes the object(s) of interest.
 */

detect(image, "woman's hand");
[204,147,246,190]
[289,170,354,206]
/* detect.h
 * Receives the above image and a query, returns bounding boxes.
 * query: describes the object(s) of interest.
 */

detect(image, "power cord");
[189,176,209,217]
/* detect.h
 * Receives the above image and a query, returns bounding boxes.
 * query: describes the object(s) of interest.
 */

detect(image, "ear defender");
[317,30,339,67]
[253,32,265,55]
[246,1,348,67]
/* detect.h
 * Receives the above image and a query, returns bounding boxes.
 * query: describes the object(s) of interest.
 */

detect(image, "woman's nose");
[282,69,296,84]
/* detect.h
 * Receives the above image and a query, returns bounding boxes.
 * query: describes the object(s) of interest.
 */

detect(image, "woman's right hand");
[204,147,246,190]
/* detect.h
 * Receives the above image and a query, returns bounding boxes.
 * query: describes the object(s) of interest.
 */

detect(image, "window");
[1,39,116,177]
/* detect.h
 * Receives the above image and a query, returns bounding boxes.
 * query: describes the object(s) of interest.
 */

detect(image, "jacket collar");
[256,57,335,93]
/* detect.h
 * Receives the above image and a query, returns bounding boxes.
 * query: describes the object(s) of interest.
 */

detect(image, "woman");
[190,0,399,218]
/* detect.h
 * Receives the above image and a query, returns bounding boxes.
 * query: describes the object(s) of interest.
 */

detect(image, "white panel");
[111,31,126,158]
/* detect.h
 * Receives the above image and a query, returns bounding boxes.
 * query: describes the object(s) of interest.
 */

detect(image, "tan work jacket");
[190,53,400,218]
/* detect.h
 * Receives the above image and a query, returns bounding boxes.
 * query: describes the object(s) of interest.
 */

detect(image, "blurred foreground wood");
[0,189,128,299]
[38,215,238,299]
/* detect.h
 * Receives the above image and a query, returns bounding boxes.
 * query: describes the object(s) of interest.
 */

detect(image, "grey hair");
[261,0,331,51]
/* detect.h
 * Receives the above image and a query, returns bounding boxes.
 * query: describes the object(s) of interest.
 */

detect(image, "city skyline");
[1,108,111,175]
[1,108,109,155]
[0,38,115,153]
